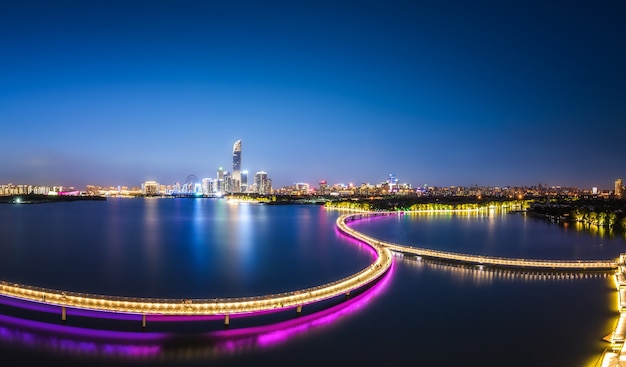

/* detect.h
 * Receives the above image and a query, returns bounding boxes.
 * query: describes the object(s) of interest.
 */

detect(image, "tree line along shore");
[323,195,626,233]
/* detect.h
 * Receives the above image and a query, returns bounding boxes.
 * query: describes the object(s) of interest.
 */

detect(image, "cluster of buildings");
[2,139,625,200]
[0,184,79,196]
[1,139,273,198]
[274,174,413,197]
[272,182,614,199]
[3,180,624,200]
[273,178,626,199]
[119,139,273,197]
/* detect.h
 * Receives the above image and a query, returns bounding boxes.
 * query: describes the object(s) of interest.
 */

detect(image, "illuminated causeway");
[0,213,393,325]
[343,211,618,271]
[0,211,617,326]
[0,207,623,367]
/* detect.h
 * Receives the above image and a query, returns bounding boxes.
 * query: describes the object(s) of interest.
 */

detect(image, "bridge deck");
[344,211,617,271]
[0,213,393,317]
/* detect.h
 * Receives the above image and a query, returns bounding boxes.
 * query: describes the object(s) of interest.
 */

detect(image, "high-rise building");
[232,140,242,193]
[223,171,232,193]
[241,170,248,193]
[202,178,214,194]
[216,167,225,194]
[295,183,309,194]
[255,171,271,195]
[616,178,623,199]
[141,181,159,196]
[387,173,398,192]
[318,180,329,195]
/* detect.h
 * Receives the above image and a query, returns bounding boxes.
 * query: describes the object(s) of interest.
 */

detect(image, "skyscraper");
[387,173,398,192]
[216,167,225,194]
[255,171,271,195]
[223,171,232,193]
[232,140,242,193]
[616,178,623,199]
[241,170,248,193]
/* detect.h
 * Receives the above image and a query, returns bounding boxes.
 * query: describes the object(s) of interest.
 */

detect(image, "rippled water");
[0,200,623,367]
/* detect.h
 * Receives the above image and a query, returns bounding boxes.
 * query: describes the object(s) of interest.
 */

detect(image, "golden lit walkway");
[599,256,626,366]
[0,214,392,321]
[341,210,624,367]
[342,211,618,271]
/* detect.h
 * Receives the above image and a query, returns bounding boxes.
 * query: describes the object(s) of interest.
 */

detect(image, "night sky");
[1,1,624,190]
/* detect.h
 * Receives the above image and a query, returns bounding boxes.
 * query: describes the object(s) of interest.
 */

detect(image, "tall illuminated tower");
[616,178,623,199]
[233,140,242,193]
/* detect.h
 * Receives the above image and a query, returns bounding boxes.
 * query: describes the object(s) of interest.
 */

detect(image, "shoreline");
[0,194,107,204]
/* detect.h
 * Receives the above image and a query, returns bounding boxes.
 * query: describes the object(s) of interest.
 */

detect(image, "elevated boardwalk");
[341,210,624,367]
[0,215,392,325]
[343,211,618,271]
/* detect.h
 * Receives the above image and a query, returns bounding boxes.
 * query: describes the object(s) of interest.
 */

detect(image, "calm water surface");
[0,198,372,297]
[0,199,624,367]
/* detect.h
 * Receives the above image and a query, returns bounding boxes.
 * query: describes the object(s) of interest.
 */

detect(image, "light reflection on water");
[1,202,622,366]
[398,255,610,286]
[0,263,393,364]
[350,210,626,261]
[0,199,374,298]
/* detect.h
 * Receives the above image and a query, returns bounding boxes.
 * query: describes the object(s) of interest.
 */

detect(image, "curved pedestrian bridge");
[0,214,392,322]
[0,210,618,329]
[343,211,618,271]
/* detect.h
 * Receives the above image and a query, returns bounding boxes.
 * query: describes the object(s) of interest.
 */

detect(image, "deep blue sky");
[1,1,624,190]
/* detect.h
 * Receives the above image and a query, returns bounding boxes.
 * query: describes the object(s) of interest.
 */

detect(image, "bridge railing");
[0,257,386,306]
[340,211,617,269]
[0,216,392,308]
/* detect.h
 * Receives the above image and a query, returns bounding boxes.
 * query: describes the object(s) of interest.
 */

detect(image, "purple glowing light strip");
[0,324,162,359]
[0,264,393,361]
[0,312,167,342]
[0,295,279,323]
[212,260,394,348]
[0,313,164,358]
[148,221,385,322]
[0,295,143,321]
[335,226,378,259]
[0,211,387,333]
[0,212,387,324]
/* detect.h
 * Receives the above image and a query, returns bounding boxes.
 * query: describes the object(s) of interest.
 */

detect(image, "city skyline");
[0,1,624,190]
[0,143,623,194]
[0,137,622,193]
[0,136,623,194]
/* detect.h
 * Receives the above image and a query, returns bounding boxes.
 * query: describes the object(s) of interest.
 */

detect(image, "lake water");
[0,198,624,367]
